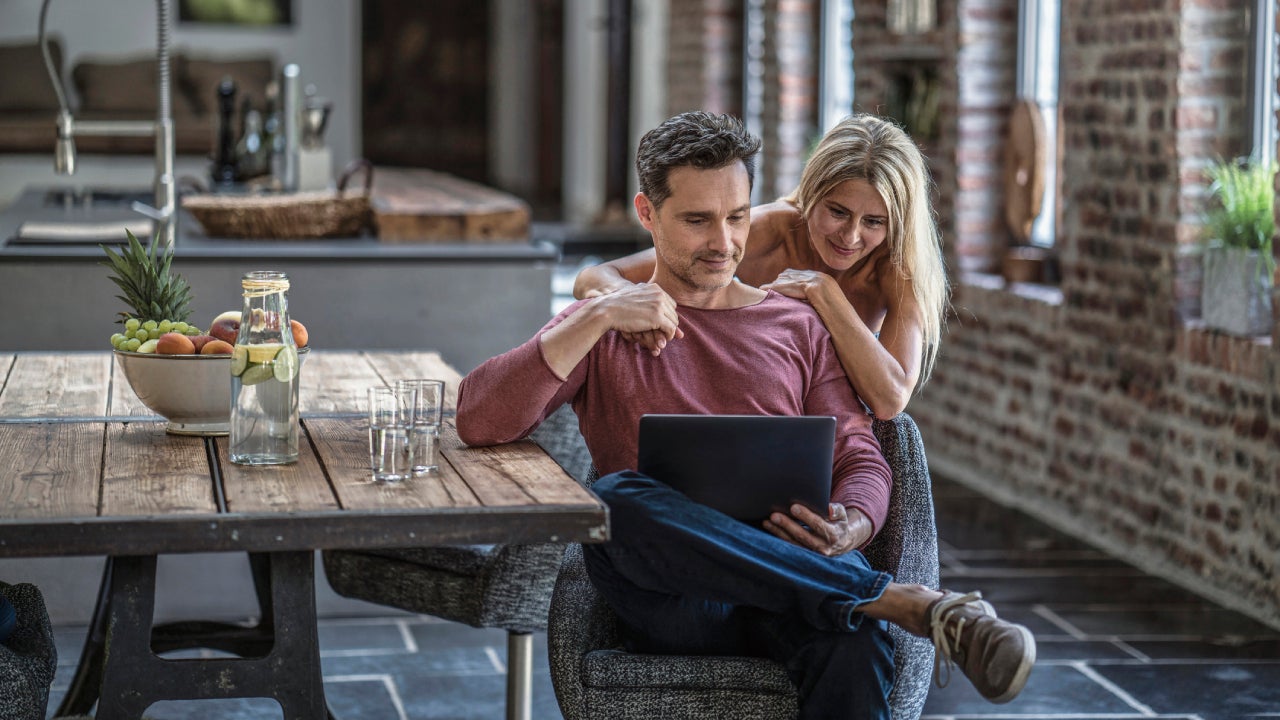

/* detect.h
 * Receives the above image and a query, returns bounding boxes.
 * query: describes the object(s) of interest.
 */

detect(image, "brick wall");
[883,0,1279,626]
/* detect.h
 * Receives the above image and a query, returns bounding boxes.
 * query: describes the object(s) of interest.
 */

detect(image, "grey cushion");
[0,582,57,720]
[322,405,594,633]
[548,413,940,720]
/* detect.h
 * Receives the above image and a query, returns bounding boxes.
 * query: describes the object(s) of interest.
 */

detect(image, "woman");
[574,113,948,418]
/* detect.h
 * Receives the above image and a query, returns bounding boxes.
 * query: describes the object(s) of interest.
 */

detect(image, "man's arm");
[457,284,681,446]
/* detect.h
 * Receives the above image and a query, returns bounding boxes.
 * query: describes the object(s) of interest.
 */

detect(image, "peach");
[200,339,235,355]
[189,334,216,353]
[289,319,309,347]
[156,332,196,355]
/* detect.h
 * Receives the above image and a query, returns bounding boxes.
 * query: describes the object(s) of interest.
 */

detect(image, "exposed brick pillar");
[759,0,820,200]
[666,0,742,117]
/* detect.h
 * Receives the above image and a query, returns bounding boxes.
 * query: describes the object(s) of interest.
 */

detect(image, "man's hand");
[760,269,836,302]
[593,283,685,356]
[762,503,872,556]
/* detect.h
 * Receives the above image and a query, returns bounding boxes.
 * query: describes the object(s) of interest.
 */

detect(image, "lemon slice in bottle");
[246,343,284,363]
[272,345,299,383]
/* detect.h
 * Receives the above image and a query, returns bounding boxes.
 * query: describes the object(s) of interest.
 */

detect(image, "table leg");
[92,551,328,720]
[54,557,113,717]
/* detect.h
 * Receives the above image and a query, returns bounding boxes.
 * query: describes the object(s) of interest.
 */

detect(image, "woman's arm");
[572,248,658,299]
[808,274,922,419]
[765,270,922,418]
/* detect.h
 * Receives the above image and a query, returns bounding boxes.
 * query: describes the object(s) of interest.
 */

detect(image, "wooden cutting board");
[371,167,531,243]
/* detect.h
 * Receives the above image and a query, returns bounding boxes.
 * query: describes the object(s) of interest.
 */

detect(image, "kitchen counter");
[0,187,556,371]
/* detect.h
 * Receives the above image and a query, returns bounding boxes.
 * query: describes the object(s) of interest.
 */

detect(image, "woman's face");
[805,179,890,272]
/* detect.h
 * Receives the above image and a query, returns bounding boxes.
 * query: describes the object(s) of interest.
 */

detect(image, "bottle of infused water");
[229,270,300,465]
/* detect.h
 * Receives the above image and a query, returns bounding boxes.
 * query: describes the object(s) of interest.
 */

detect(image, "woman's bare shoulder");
[748,201,801,255]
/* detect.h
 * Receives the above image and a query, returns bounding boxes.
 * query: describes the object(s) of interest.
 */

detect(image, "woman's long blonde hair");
[783,113,949,388]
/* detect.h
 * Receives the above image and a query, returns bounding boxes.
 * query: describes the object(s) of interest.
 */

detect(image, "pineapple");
[101,231,201,351]
[102,230,194,325]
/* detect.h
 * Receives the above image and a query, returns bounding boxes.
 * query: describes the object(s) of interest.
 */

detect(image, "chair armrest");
[547,544,622,720]
[474,543,567,632]
[865,412,940,589]
[0,582,57,717]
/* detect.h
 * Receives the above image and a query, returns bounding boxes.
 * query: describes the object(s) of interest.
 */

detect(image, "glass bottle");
[229,271,300,465]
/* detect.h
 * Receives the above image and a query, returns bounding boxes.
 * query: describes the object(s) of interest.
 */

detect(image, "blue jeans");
[584,471,896,720]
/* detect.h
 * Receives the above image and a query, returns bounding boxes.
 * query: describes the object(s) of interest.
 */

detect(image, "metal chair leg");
[506,631,533,720]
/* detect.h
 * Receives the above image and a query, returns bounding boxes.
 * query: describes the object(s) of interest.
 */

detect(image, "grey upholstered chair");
[0,582,58,720]
[322,405,593,720]
[548,413,941,720]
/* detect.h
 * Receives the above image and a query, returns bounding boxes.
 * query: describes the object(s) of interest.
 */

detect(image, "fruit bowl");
[114,347,310,436]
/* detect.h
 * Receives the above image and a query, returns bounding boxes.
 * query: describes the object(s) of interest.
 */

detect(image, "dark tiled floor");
[45,474,1280,719]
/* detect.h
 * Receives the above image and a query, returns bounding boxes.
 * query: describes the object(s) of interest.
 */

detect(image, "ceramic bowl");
[114,347,309,435]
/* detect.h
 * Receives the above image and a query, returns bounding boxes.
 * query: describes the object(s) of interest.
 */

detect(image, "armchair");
[0,582,57,720]
[547,413,940,720]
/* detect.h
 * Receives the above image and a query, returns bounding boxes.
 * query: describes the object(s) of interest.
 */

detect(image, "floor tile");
[1096,662,1280,719]
[922,664,1147,715]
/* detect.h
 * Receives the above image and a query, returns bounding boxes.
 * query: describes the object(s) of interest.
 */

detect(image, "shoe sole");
[987,623,1037,704]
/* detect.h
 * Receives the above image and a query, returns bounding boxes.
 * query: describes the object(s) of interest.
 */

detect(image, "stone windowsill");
[960,271,1064,306]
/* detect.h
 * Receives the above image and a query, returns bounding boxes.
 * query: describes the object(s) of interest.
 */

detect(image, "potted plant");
[1201,157,1275,336]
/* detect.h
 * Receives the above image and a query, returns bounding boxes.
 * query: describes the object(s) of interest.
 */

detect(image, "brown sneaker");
[928,591,1035,703]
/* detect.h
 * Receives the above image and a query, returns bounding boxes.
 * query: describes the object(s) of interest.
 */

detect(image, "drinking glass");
[367,385,412,482]
[395,379,445,476]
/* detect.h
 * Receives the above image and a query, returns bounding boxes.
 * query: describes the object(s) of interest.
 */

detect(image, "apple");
[208,311,241,345]
[189,334,216,353]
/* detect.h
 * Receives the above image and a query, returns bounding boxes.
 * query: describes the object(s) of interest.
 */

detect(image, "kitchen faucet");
[38,0,178,248]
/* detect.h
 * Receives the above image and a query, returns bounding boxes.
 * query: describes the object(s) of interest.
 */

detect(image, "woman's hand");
[760,269,837,302]
[762,503,872,556]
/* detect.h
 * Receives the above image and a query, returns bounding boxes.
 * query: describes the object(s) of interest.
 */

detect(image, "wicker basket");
[183,161,374,240]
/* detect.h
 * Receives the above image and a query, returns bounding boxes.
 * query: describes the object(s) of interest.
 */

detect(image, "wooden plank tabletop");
[0,350,462,419]
[371,167,530,243]
[0,350,606,558]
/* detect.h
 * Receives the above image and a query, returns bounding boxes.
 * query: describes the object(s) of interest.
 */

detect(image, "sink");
[42,188,154,209]
[3,186,155,245]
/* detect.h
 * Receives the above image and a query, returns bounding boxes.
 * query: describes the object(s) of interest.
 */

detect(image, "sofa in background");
[0,36,274,157]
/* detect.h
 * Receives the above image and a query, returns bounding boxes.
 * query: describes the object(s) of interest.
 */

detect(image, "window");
[1016,0,1060,248]
[1250,0,1278,161]
[819,0,854,134]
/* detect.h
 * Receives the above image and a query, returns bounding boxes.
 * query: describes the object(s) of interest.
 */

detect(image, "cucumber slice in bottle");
[231,345,250,376]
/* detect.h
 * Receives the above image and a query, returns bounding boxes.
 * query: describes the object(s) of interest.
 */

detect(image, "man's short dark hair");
[635,112,762,209]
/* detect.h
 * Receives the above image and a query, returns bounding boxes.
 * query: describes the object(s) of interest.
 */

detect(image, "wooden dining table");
[0,349,608,720]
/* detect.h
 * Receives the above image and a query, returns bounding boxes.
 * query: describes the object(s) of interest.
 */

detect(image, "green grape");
[158,320,174,333]
[124,318,141,333]
[147,328,161,340]
[142,320,158,331]
[173,321,190,334]
[134,329,150,341]
[110,333,127,349]
[124,338,142,351]
[186,326,203,336]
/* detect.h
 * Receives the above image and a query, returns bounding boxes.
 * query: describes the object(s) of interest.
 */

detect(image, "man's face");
[636,163,752,295]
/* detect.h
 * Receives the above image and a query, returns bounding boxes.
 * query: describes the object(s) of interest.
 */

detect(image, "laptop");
[636,414,836,524]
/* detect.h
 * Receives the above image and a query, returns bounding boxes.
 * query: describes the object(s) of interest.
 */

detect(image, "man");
[457,112,1035,717]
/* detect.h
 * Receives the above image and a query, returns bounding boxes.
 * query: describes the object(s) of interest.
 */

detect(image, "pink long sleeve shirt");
[456,291,893,536]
